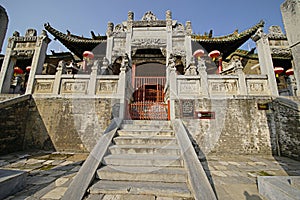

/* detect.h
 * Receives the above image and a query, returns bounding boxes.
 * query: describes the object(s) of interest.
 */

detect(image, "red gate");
[127,76,169,120]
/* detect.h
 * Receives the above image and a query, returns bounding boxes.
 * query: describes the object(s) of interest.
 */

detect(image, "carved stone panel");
[34,79,54,94]
[247,79,270,95]
[61,79,88,94]
[178,79,200,95]
[96,80,118,94]
[209,79,238,95]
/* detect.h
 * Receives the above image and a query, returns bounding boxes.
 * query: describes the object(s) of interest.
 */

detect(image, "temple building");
[0,6,299,200]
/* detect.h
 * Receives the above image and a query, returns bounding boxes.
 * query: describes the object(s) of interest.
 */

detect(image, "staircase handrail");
[61,117,122,200]
[172,119,217,200]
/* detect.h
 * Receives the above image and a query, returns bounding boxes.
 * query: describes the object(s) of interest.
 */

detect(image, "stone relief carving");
[25,29,37,37]
[11,49,35,56]
[35,80,54,93]
[210,81,238,93]
[97,81,118,94]
[128,11,134,21]
[61,81,88,93]
[248,82,265,92]
[173,23,184,35]
[179,80,199,94]
[271,47,291,57]
[131,38,166,47]
[114,24,126,32]
[268,25,286,39]
[141,11,158,21]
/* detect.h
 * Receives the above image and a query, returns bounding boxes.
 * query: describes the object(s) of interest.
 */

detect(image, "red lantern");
[83,51,94,59]
[193,49,205,58]
[274,67,284,75]
[26,66,31,72]
[285,68,294,76]
[208,50,220,58]
[14,67,23,74]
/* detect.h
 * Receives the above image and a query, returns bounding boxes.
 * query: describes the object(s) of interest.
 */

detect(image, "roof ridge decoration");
[141,11,158,21]
[268,25,287,40]
[191,20,265,42]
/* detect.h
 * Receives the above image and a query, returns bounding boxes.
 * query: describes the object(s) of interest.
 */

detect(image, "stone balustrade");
[174,74,271,98]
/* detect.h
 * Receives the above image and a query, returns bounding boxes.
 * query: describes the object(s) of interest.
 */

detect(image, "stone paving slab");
[0,151,87,200]
[1,151,300,200]
[204,155,300,200]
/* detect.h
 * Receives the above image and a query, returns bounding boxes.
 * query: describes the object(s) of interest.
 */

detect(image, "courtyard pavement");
[1,151,300,200]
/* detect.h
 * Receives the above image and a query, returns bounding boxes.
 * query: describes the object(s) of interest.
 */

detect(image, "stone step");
[109,145,181,155]
[103,154,183,167]
[122,120,170,126]
[113,136,177,146]
[120,124,172,130]
[88,180,193,198]
[117,130,174,137]
[96,166,188,183]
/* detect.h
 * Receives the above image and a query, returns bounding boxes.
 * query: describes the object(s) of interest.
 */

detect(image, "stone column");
[26,31,50,94]
[105,22,114,63]
[169,67,177,120]
[166,10,173,62]
[185,21,193,68]
[88,60,99,95]
[198,58,209,97]
[53,61,63,94]
[281,0,300,96]
[117,66,127,119]
[126,11,133,59]
[0,35,16,93]
[234,59,247,95]
[252,28,279,96]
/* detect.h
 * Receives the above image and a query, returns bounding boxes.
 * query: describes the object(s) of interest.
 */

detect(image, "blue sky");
[1,0,285,53]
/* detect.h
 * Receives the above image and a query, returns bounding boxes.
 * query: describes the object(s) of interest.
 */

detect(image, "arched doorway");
[127,62,170,120]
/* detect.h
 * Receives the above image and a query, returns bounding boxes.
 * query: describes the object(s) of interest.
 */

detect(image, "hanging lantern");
[193,49,205,59]
[274,67,284,74]
[14,67,23,74]
[83,51,94,59]
[208,50,220,58]
[82,51,94,72]
[26,66,31,72]
[285,68,294,76]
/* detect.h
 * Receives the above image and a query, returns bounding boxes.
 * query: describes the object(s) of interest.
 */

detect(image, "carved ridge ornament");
[131,38,166,47]
[271,48,291,57]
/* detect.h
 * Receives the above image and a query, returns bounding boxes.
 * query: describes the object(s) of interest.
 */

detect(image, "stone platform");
[0,151,300,199]
[0,169,27,199]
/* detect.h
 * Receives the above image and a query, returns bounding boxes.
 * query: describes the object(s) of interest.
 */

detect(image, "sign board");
[195,111,215,119]
[257,103,269,110]
[181,99,195,118]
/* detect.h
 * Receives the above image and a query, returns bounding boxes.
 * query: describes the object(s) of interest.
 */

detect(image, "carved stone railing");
[173,74,271,98]
[246,75,270,96]
[33,74,119,97]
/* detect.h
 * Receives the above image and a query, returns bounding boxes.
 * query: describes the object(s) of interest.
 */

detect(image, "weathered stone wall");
[0,95,119,154]
[32,97,119,152]
[0,95,32,154]
[273,98,300,160]
[176,97,275,155]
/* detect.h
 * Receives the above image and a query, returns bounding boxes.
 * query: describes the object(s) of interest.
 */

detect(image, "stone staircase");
[86,120,194,199]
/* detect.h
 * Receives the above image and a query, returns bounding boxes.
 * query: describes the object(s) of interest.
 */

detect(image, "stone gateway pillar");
[0,29,50,94]
[252,27,279,96]
[281,0,300,96]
